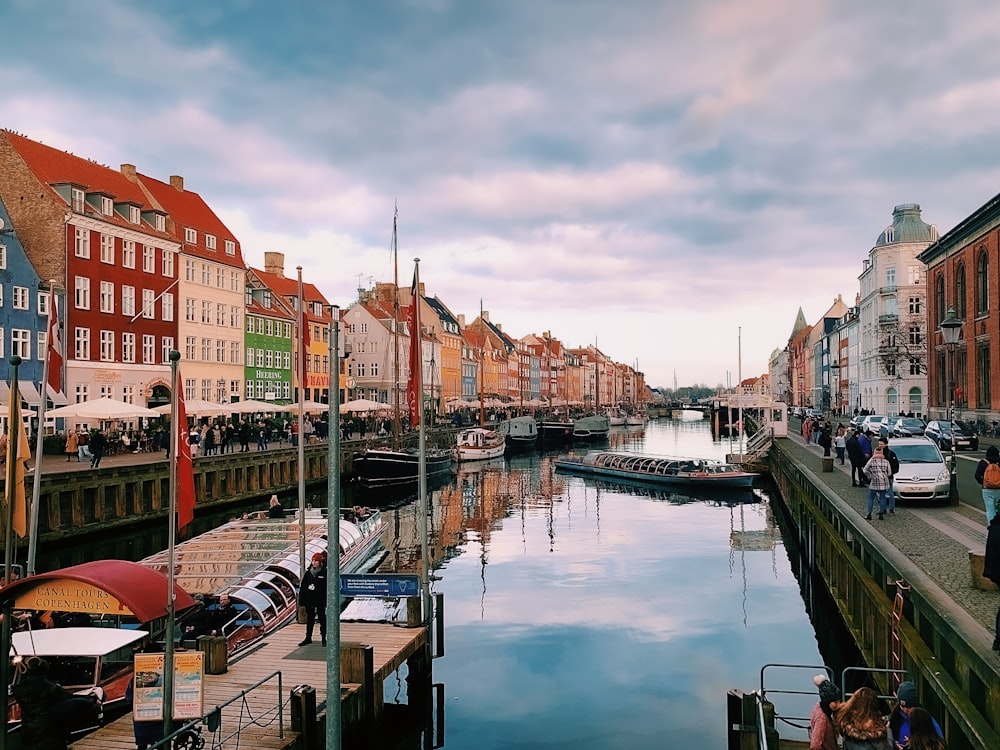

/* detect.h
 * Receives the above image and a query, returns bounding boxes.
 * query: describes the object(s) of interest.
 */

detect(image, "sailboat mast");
[392,211,400,446]
[479,300,485,428]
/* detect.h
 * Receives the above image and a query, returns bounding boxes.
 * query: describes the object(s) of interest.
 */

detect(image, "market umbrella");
[229,399,280,414]
[340,398,387,413]
[153,399,231,416]
[287,400,329,412]
[45,397,159,420]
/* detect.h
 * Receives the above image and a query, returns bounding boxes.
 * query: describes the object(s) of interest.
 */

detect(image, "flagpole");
[326,305,342,750]
[414,259,431,626]
[164,350,180,737]
[27,282,57,575]
[297,267,306,581]
[3,358,22,586]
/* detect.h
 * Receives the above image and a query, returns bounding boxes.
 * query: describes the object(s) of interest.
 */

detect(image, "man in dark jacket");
[11,656,99,750]
[984,512,1000,652]
[298,552,328,646]
[846,431,866,487]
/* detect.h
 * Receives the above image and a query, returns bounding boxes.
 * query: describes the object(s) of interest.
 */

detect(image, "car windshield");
[899,419,924,429]
[893,444,944,464]
[954,421,975,433]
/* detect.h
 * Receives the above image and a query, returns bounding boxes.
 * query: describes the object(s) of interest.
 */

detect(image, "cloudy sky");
[4,0,1000,389]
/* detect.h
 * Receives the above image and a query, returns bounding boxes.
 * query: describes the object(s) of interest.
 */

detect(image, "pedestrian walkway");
[780,426,997,637]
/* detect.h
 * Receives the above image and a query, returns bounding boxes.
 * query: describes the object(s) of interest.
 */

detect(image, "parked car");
[888,437,952,504]
[889,417,927,438]
[860,415,888,435]
[923,420,979,451]
[850,415,866,431]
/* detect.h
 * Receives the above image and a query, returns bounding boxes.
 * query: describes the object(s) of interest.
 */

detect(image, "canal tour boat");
[455,426,506,461]
[553,451,758,489]
[139,506,385,654]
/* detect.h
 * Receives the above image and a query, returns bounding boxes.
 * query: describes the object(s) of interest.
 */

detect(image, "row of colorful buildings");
[768,198,1000,426]
[0,130,647,426]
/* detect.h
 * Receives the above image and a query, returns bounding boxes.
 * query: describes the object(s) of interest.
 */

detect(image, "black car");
[889,417,927,438]
[923,420,979,451]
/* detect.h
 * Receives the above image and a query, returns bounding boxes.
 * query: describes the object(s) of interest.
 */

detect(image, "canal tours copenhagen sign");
[13,579,132,615]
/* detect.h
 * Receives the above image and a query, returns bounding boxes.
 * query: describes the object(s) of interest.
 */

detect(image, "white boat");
[606,409,626,427]
[625,413,646,426]
[455,426,506,461]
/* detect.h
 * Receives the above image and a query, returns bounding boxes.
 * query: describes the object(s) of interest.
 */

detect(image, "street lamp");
[940,307,962,505]
[830,362,841,416]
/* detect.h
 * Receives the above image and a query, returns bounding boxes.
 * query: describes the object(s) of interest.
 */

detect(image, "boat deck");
[72,619,428,750]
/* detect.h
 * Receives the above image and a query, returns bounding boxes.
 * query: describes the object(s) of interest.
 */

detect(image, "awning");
[46,384,68,406]
[18,380,42,407]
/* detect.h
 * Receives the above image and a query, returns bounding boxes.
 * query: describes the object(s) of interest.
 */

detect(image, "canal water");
[375,414,834,749]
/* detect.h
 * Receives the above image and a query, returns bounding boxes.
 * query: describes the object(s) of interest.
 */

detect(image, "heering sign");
[13,579,131,615]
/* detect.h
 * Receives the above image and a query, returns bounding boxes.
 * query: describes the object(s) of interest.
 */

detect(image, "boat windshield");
[45,656,98,689]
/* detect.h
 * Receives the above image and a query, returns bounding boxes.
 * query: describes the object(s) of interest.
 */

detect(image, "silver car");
[886,437,951,504]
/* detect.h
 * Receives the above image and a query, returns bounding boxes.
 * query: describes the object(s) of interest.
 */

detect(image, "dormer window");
[205,234,216,250]
[129,206,141,224]
[154,214,165,232]
[263,290,272,308]
[185,227,197,244]
[71,188,85,213]
[224,239,235,255]
[101,196,113,216]
[313,302,323,316]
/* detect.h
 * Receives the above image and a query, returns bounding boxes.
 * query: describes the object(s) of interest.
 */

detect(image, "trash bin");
[197,635,228,675]
[821,457,834,473]
[290,684,317,732]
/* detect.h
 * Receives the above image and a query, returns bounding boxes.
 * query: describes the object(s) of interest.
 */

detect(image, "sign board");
[13,578,131,615]
[340,573,420,598]
[133,651,205,721]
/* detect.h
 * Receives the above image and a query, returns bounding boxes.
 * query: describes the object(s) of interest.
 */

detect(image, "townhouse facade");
[244,279,294,403]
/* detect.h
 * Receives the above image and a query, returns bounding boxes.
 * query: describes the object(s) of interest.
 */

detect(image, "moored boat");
[355,447,454,488]
[538,417,574,443]
[455,426,506,461]
[553,451,757,489]
[572,414,611,441]
[497,414,538,449]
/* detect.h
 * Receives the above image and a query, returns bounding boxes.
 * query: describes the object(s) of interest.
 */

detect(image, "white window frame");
[75,276,90,310]
[162,250,174,277]
[143,334,155,364]
[122,332,136,363]
[142,245,155,273]
[11,329,31,359]
[75,327,90,360]
[100,233,114,264]
[162,292,174,322]
[185,227,197,244]
[122,240,136,269]
[99,281,115,313]
[142,289,155,319]
[75,227,90,258]
[122,285,136,317]
[12,286,29,310]
[100,329,114,361]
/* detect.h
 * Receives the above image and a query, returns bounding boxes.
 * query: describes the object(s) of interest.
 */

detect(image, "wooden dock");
[72,620,429,750]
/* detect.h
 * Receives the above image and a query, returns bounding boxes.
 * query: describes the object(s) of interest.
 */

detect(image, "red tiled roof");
[138,172,244,268]
[251,268,331,323]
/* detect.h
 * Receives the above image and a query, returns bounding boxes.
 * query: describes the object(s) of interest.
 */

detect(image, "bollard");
[290,684,317,740]
[197,634,228,674]
[821,457,834,473]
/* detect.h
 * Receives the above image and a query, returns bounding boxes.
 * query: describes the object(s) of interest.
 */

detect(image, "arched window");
[955,263,966,318]
[976,249,989,315]
[934,274,945,327]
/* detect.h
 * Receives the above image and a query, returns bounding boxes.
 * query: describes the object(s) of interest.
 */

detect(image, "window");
[100,330,114,361]
[262,290,271,308]
[185,336,196,360]
[71,188,84,213]
[75,327,90,360]
[934,275,945,328]
[230,270,240,291]
[266,319,274,337]
[201,301,211,323]
[246,347,254,367]
[75,276,91,309]
[100,385,113,401]
[371,362,379,377]
[282,351,290,370]
[201,338,211,361]
[246,381,254,400]
[908,296,922,315]
[185,259,196,281]
[265,350,274,368]
[142,289,154,319]
[12,286,29,310]
[143,245,155,273]
[185,378,195,401]
[100,234,114,263]
[122,384,134,404]
[185,227,197,244]
[978,343,991,407]
[216,339,226,362]
[205,234,216,250]
[357,362,366,377]
[230,305,239,328]
[161,336,174,363]
[100,281,115,313]
[11,329,30,359]
[201,379,210,400]
[162,250,174,277]
[224,239,235,255]
[154,214,165,232]
[246,316,254,333]
[0,244,6,269]
[201,264,210,285]
[122,285,135,317]
[976,250,989,315]
[36,331,46,361]
[143,334,155,364]
[909,358,921,376]
[216,303,225,325]
[216,267,225,288]
[130,205,141,224]
[256,349,264,367]
[162,292,174,322]
[75,227,90,258]
[75,383,89,403]
[122,332,136,363]
[956,263,966,318]
[185,298,196,321]
[230,341,240,364]
[100,196,113,215]
[908,325,922,346]
[122,240,136,269]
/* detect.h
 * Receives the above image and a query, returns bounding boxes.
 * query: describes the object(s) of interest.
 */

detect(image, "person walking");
[818,425,833,457]
[974,444,1000,525]
[834,427,847,465]
[64,430,78,462]
[878,437,900,514]
[847,430,867,487]
[89,430,107,468]
[77,429,92,463]
[983,512,1000,653]
[809,674,840,750]
[298,552,327,646]
[864,447,892,521]
[833,686,892,749]
[888,681,944,747]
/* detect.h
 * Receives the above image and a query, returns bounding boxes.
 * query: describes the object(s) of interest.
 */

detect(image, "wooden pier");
[72,620,429,750]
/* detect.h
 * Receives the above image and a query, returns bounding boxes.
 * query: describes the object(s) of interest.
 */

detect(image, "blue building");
[0,197,61,417]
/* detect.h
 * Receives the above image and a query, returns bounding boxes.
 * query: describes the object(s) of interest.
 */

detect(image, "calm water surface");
[380,415,826,749]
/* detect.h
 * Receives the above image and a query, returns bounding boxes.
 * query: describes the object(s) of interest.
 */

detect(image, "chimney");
[170,175,184,192]
[482,310,490,322]
[458,314,465,328]
[120,164,137,182]
[264,251,285,278]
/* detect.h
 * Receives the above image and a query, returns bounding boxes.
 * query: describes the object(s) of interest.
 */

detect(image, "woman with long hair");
[833,686,891,749]
[903,707,947,749]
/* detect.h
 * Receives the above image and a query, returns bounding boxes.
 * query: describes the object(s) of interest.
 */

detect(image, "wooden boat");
[497,414,538,449]
[455,426,506,461]
[139,507,385,654]
[538,417,574,443]
[572,414,611,441]
[553,451,757,489]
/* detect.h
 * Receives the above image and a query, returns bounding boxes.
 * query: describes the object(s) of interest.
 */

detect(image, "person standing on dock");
[834,426,847,465]
[863,447,892,521]
[809,674,840,750]
[847,430,867,487]
[984,512,1000,653]
[974,444,1000,525]
[298,552,328,646]
[878,438,899,514]
[833,686,891,749]
[64,430,78,462]
[888,681,943,747]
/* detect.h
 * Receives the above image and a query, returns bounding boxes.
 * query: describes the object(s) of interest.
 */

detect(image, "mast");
[479,299,485,428]
[391,210,401,447]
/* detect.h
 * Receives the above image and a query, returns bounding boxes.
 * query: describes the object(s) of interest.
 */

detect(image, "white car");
[886,437,951,504]
[860,415,888,434]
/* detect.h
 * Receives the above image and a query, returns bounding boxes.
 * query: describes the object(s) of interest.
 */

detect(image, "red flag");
[47,295,63,395]
[176,371,195,531]
[405,272,421,427]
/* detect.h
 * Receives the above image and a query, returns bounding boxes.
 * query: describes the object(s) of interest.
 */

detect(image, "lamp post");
[830,362,841,416]
[940,307,962,506]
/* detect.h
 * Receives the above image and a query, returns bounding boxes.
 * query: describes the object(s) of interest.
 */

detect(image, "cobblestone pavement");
[780,429,998,637]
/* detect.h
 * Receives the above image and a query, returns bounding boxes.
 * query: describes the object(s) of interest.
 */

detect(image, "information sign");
[133,651,205,721]
[340,573,420,597]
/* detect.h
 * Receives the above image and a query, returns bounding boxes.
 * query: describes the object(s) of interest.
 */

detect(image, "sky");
[4,0,1000,390]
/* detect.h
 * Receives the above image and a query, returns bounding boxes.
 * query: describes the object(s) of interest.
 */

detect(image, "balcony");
[878,285,898,296]
[878,313,898,325]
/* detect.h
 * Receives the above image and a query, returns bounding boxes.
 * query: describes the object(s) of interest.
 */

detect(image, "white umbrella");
[153,399,231,416]
[229,399,280,414]
[45,397,159,420]
[287,400,329,412]
[340,398,387,413]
